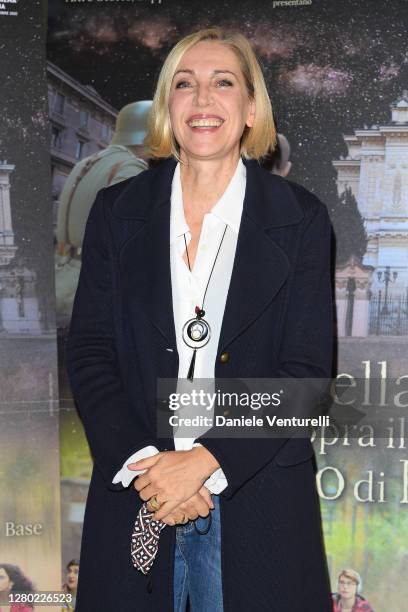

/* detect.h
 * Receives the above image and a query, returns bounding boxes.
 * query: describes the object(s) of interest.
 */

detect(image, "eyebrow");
[173,69,237,78]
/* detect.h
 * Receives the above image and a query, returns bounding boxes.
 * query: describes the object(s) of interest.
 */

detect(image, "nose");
[194,82,213,107]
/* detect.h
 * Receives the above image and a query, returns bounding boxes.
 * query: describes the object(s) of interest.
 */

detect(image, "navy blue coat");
[66,157,334,611]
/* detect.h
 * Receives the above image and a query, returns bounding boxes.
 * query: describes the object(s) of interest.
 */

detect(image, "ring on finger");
[147,495,161,512]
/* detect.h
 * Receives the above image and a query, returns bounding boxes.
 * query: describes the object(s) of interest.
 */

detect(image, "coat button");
[146,577,153,593]
[219,351,230,364]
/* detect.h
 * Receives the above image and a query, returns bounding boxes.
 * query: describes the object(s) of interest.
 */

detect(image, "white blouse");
[113,157,247,493]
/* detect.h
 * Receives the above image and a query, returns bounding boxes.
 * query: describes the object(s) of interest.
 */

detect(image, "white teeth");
[188,118,223,127]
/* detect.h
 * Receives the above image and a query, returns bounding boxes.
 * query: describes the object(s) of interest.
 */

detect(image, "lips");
[187,114,224,128]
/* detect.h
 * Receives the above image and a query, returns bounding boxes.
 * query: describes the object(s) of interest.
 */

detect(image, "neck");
[340,596,355,610]
[179,151,241,215]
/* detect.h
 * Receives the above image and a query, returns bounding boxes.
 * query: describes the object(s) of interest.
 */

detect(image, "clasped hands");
[128,446,220,526]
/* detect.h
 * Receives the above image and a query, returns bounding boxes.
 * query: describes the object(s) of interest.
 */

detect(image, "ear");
[246,98,256,128]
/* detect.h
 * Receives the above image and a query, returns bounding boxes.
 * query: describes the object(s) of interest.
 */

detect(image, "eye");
[216,79,233,87]
[175,80,191,89]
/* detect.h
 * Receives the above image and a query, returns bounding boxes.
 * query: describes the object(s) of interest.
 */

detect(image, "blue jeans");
[173,494,224,612]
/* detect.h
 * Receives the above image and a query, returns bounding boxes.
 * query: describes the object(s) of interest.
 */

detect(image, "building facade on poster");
[334,91,408,291]
[333,91,408,336]
[47,61,117,233]
[0,161,41,333]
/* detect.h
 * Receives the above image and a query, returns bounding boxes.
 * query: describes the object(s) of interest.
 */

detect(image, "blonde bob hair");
[143,27,277,162]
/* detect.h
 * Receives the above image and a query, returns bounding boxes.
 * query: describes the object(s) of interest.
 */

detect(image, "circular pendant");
[182,317,211,349]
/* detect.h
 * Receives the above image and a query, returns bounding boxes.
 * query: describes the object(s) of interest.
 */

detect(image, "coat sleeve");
[65,189,157,491]
[194,197,334,499]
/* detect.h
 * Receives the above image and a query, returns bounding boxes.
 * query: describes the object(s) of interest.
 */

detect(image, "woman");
[332,569,374,612]
[66,27,334,611]
[61,559,79,611]
[0,564,34,612]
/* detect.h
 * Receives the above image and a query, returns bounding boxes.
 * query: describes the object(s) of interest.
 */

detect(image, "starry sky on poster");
[47,0,408,206]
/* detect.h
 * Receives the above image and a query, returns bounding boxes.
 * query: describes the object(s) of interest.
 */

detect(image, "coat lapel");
[217,159,304,352]
[113,158,178,350]
[112,157,304,355]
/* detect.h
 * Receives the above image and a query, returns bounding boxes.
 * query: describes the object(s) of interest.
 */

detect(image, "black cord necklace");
[182,223,228,381]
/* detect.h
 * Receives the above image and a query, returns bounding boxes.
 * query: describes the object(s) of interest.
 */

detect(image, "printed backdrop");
[2,0,408,609]
[0,0,61,607]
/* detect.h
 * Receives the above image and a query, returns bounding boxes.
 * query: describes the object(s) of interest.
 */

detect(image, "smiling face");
[168,40,255,163]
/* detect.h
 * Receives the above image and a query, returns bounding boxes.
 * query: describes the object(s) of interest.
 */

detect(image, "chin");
[184,149,224,160]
